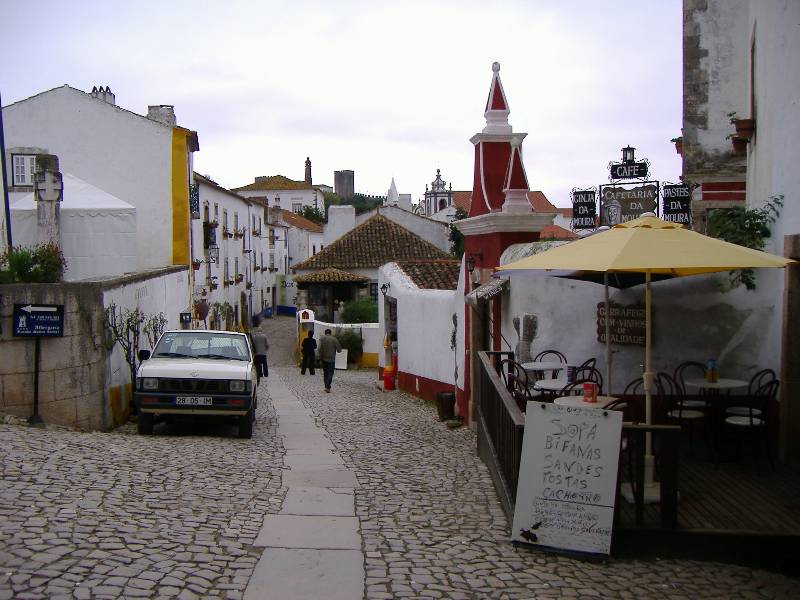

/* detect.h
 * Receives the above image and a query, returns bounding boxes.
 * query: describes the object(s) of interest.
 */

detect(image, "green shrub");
[340,297,377,323]
[1,242,67,283]
[335,329,363,363]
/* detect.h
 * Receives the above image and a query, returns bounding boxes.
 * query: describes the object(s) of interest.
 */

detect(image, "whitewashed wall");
[102,268,189,389]
[4,86,177,271]
[502,272,781,395]
[378,263,456,386]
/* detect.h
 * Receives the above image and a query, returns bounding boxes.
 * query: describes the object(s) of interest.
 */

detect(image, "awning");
[465,277,508,307]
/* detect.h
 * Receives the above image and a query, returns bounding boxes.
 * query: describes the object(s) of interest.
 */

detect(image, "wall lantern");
[621,145,636,164]
[465,250,483,274]
[380,282,390,296]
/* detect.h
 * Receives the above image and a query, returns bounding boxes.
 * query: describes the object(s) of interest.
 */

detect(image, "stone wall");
[0,266,188,431]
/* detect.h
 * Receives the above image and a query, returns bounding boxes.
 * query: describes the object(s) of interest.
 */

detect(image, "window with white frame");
[214,203,219,221]
[234,212,239,232]
[270,253,275,268]
[12,154,36,186]
[223,210,228,230]
[292,203,302,213]
[235,257,239,277]
[224,259,229,281]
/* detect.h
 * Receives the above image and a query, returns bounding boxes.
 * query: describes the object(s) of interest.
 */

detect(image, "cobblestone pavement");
[0,315,798,599]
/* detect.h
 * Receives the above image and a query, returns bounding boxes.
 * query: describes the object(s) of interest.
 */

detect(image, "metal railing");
[476,350,680,530]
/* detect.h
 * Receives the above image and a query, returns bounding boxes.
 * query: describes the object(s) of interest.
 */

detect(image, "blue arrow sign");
[13,304,64,337]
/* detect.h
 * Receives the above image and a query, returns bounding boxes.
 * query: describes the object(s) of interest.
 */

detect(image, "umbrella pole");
[604,273,612,395]
[642,270,659,502]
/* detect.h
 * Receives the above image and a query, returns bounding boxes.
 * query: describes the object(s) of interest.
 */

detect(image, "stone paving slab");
[254,515,361,549]
[284,452,346,469]
[244,548,363,600]
[282,467,358,488]
[280,487,355,516]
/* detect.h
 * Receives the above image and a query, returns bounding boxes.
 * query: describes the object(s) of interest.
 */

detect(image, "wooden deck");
[617,455,800,533]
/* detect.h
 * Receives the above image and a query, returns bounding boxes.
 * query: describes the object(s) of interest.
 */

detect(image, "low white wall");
[102,268,190,390]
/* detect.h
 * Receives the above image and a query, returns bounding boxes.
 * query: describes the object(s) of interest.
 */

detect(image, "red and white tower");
[455,62,556,422]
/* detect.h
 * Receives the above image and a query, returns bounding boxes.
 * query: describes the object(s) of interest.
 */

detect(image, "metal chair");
[723,378,778,472]
[726,368,776,418]
[498,358,534,412]
[673,361,709,409]
[532,350,567,379]
[658,371,704,455]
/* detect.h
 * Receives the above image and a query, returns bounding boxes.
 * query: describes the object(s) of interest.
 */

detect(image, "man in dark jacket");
[318,329,342,393]
[250,323,269,386]
[300,330,317,375]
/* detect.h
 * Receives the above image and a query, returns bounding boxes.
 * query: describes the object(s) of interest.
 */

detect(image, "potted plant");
[729,135,748,156]
[235,274,244,284]
[245,282,252,290]
[192,259,202,270]
[729,112,755,140]
[671,136,683,156]
[207,220,219,229]
[210,282,218,291]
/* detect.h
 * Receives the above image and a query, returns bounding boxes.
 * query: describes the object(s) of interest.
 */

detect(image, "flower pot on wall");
[731,136,748,156]
[733,118,755,140]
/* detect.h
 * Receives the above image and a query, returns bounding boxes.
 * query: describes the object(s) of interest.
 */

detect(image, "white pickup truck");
[134,330,257,438]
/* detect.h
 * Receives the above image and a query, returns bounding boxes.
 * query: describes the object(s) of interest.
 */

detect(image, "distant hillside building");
[423,169,454,219]
[334,170,354,199]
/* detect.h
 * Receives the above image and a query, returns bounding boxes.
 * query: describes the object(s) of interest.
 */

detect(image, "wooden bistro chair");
[723,378,779,473]
[498,358,534,412]
[658,371,704,456]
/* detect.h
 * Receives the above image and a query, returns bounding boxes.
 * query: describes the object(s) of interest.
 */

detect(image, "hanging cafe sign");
[662,183,692,226]
[570,146,693,230]
[570,188,597,230]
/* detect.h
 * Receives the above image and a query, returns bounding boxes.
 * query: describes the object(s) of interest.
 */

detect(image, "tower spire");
[305,157,312,185]
[483,62,511,134]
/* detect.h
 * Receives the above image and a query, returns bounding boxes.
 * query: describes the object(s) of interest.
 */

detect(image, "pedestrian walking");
[300,330,317,375]
[250,321,269,385]
[318,328,342,393]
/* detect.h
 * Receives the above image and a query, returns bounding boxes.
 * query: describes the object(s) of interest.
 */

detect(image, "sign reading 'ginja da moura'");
[596,302,648,346]
[571,189,597,229]
[610,161,648,180]
[662,184,692,225]
[512,402,622,556]
[600,184,658,226]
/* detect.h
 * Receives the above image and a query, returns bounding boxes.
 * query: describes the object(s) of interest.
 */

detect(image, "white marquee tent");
[10,173,137,281]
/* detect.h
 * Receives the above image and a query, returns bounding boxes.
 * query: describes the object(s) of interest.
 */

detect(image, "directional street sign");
[13,304,65,337]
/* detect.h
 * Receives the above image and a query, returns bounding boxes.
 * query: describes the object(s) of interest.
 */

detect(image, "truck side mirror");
[138,349,151,361]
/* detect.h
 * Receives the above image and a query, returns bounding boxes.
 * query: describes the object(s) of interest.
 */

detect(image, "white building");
[681,0,800,463]
[2,85,198,271]
[193,173,278,327]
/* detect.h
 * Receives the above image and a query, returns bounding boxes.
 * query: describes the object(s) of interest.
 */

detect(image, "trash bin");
[436,391,456,421]
[265,307,273,318]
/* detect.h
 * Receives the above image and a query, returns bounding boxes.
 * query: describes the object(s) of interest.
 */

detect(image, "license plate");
[176,396,213,406]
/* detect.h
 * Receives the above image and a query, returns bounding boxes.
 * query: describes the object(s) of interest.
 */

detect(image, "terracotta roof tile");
[293,214,452,271]
[451,190,558,213]
[540,224,578,240]
[280,209,323,233]
[233,175,312,192]
[294,268,369,283]
[396,260,460,290]
[557,206,573,217]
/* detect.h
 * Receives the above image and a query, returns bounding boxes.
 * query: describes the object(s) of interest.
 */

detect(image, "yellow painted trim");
[359,352,379,368]
[171,130,190,264]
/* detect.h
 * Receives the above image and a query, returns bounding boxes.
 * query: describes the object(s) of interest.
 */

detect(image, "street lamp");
[380,282,390,296]
[622,145,636,163]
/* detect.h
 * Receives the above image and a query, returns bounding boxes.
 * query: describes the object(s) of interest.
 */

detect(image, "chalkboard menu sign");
[512,403,622,555]
[597,302,648,346]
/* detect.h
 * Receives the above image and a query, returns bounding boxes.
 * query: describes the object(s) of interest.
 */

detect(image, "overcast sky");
[1,0,682,208]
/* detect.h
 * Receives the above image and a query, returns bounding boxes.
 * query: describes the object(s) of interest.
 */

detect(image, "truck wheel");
[238,409,254,439]
[138,413,154,435]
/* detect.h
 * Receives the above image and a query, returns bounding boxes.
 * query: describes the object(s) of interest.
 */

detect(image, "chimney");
[147,105,177,127]
[90,85,116,105]
[33,154,63,247]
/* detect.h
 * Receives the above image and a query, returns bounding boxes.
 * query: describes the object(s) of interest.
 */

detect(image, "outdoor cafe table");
[520,361,576,374]
[554,395,619,408]
[533,377,570,392]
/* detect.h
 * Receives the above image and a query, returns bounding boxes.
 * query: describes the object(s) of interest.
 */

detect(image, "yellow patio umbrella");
[496,215,793,499]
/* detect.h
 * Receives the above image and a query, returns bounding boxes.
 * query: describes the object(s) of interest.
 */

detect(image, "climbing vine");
[707,194,783,290]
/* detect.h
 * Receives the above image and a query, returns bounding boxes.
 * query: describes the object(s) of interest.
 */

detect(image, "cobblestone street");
[1,316,798,599]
